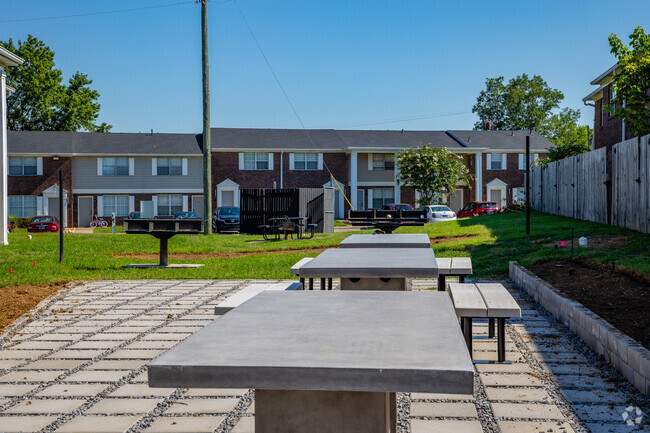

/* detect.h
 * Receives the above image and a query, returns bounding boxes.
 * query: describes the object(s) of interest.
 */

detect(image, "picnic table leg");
[327,278,332,290]
[437,275,445,291]
[488,318,495,338]
[309,278,314,290]
[462,317,473,358]
[159,238,168,267]
[300,278,305,290]
[497,318,506,362]
[320,278,326,291]
[459,275,465,283]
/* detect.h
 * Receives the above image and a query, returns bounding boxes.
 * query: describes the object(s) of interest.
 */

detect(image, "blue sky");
[1,0,648,133]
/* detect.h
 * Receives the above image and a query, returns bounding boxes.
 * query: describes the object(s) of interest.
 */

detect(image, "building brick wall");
[593,84,635,150]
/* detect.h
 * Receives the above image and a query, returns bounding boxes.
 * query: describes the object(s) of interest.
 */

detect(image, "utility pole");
[201,0,212,234]
[525,134,531,235]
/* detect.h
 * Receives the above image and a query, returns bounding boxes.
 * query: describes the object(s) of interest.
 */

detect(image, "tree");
[0,35,111,132]
[607,26,650,137]
[472,74,564,131]
[395,146,472,208]
[536,108,591,165]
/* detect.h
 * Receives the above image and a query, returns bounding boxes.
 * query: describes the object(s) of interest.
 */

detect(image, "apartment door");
[192,196,204,219]
[222,190,235,206]
[489,189,502,207]
[78,197,93,227]
[48,197,60,221]
[449,189,463,212]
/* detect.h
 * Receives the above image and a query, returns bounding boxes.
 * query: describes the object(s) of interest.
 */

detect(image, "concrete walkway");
[0,279,647,432]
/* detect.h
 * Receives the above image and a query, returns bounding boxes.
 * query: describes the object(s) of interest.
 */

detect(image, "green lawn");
[1,212,648,288]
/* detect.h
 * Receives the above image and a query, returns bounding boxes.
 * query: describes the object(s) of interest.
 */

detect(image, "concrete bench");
[436,257,472,291]
[290,257,331,290]
[214,282,302,315]
[447,282,520,362]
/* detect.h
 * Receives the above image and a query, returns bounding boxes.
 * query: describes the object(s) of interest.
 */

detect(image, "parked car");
[174,211,199,219]
[457,201,500,218]
[212,207,240,233]
[127,211,141,219]
[420,205,457,223]
[380,203,414,211]
[27,216,60,233]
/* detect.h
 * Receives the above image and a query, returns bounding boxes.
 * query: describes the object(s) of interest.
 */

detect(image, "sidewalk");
[0,279,647,432]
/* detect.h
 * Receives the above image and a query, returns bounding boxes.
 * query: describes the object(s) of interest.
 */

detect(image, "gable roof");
[7,128,553,155]
[8,131,203,156]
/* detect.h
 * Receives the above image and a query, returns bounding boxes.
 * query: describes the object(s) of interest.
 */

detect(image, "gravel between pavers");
[0,278,649,433]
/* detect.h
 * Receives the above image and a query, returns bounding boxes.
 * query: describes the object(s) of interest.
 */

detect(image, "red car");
[27,216,60,233]
[380,203,414,211]
[457,201,500,218]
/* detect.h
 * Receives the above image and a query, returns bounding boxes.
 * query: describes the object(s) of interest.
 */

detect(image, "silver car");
[421,205,457,223]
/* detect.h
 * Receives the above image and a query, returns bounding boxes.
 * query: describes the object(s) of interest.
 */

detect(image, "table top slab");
[297,248,438,278]
[149,291,473,394]
[339,234,432,249]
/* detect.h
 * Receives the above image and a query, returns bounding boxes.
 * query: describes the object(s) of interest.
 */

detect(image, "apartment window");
[157,157,182,175]
[103,195,129,217]
[489,153,503,170]
[8,196,37,218]
[372,154,395,170]
[102,157,129,175]
[157,195,183,216]
[372,188,394,208]
[610,85,616,114]
[518,153,539,170]
[293,153,318,170]
[8,157,37,176]
[244,152,269,170]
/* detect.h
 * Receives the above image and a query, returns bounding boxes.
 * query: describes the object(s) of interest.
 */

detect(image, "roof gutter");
[445,131,468,148]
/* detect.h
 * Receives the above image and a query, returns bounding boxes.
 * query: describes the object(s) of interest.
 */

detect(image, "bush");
[9,217,30,228]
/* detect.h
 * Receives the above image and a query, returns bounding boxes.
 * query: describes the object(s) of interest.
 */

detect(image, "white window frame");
[370,153,395,171]
[8,195,38,218]
[102,157,129,176]
[157,194,183,216]
[157,157,183,176]
[488,153,505,170]
[290,152,321,170]
[8,156,38,176]
[102,195,130,217]
[518,153,539,170]
[371,188,394,208]
[241,152,271,170]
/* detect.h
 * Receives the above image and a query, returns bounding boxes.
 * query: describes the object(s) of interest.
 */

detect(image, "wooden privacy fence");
[530,134,649,234]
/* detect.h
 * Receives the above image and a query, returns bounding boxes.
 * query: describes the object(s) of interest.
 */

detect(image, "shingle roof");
[446,130,551,151]
[7,128,553,155]
[7,131,202,155]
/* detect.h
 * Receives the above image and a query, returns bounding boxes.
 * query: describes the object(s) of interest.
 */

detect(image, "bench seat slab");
[447,283,488,318]
[476,283,521,318]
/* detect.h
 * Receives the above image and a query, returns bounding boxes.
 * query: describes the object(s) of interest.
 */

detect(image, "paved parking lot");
[0,279,647,432]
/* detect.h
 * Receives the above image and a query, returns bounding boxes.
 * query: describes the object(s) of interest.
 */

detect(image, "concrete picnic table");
[148,291,474,433]
[339,233,431,249]
[291,247,437,290]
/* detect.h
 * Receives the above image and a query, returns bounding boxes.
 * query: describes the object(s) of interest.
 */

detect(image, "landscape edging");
[509,261,650,397]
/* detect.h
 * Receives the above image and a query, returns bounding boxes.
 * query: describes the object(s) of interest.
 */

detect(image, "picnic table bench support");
[309,278,314,290]
[255,388,396,433]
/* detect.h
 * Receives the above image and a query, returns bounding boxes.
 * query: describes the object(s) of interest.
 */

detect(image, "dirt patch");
[538,235,628,250]
[527,259,650,350]
[429,234,477,244]
[0,283,69,333]
[113,247,331,260]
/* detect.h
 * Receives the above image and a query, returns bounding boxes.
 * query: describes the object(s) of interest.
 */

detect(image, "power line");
[232,0,354,207]
[0,0,231,24]
[314,110,471,129]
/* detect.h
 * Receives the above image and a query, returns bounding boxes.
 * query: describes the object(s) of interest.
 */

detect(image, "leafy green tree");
[536,108,591,165]
[607,26,650,137]
[395,146,472,207]
[472,74,564,131]
[1,35,111,132]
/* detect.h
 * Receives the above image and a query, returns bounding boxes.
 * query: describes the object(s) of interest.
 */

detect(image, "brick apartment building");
[6,128,551,225]
[583,64,637,150]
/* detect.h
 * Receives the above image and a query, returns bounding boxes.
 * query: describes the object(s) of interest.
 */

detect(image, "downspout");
[280,150,284,189]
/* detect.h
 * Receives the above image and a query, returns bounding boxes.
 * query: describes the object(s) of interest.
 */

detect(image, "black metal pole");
[525,135,531,235]
[59,170,64,263]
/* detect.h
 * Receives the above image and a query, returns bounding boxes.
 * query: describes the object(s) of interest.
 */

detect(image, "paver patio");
[0,279,647,432]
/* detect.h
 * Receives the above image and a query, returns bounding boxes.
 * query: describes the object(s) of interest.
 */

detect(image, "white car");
[421,205,457,223]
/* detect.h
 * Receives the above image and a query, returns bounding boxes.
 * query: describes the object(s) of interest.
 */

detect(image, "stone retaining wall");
[509,261,650,397]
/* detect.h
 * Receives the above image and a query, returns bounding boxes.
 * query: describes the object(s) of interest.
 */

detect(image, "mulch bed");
[0,283,69,333]
[527,259,650,351]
